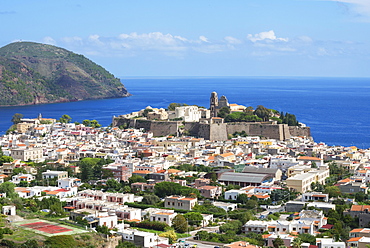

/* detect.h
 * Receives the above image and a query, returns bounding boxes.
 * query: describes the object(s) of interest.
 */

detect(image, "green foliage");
[130,220,169,231]
[0,182,16,198]
[44,235,76,248]
[116,241,140,248]
[254,105,270,121]
[225,112,262,123]
[82,119,102,128]
[142,194,161,205]
[184,212,203,226]
[228,209,255,224]
[96,225,111,235]
[59,114,72,123]
[105,179,122,192]
[172,214,188,233]
[128,175,147,184]
[272,236,285,248]
[18,239,39,248]
[196,230,263,245]
[0,155,13,166]
[154,181,200,198]
[219,220,243,234]
[11,113,23,124]
[279,112,299,126]
[159,229,177,244]
[298,233,316,245]
[192,200,226,215]
[77,157,113,182]
[218,107,230,118]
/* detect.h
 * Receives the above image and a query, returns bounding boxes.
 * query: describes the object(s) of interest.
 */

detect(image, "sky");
[1,0,370,77]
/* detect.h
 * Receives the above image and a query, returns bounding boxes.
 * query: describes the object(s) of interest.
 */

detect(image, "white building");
[175,106,201,122]
[316,238,345,248]
[57,178,82,188]
[12,173,35,184]
[149,210,177,226]
[120,229,169,248]
[42,170,68,180]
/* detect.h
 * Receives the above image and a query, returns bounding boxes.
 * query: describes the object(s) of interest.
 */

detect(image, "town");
[0,93,369,248]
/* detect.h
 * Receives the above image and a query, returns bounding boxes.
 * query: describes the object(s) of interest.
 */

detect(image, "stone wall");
[150,121,179,137]
[113,116,311,141]
[210,123,228,141]
[289,126,311,137]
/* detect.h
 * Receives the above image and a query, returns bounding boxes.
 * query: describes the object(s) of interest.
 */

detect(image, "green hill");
[0,42,130,106]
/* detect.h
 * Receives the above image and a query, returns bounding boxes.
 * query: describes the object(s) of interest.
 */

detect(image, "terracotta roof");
[297,156,322,161]
[350,228,364,233]
[348,237,362,242]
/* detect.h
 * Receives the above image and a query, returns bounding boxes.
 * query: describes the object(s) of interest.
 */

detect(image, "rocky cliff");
[0,42,130,106]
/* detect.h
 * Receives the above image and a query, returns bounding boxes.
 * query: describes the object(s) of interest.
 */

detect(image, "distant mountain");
[0,42,130,106]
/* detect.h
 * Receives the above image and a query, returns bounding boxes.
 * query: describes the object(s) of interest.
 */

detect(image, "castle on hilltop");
[112,92,310,141]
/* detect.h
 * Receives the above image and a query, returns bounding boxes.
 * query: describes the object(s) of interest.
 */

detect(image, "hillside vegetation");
[0,42,130,106]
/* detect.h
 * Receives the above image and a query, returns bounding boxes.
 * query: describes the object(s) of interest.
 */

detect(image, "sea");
[0,77,369,148]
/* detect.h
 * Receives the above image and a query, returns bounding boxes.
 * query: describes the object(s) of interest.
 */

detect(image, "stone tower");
[210,92,218,117]
[218,95,229,108]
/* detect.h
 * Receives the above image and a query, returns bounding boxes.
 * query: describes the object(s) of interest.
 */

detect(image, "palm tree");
[292,237,303,248]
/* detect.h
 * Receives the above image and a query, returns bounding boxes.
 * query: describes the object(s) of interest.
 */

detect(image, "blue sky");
[1,0,370,77]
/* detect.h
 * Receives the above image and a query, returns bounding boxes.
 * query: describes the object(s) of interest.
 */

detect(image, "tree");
[167,103,182,111]
[159,230,177,244]
[96,225,111,235]
[105,179,121,192]
[0,155,13,166]
[59,114,72,123]
[0,182,16,198]
[82,119,91,126]
[291,237,302,248]
[272,236,285,248]
[12,167,27,176]
[254,105,270,121]
[11,113,23,124]
[172,214,188,233]
[142,194,161,205]
[128,175,147,184]
[219,220,243,234]
[324,186,341,198]
[184,212,203,227]
[218,107,230,118]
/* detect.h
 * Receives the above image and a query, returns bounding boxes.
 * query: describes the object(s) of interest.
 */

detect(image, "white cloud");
[61,36,83,45]
[43,36,56,45]
[224,36,242,44]
[41,30,365,60]
[199,36,209,43]
[247,30,288,43]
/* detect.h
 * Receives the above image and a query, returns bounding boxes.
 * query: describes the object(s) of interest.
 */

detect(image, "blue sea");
[0,77,369,148]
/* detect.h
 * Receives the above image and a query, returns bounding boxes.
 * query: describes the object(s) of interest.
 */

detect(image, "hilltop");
[0,42,130,106]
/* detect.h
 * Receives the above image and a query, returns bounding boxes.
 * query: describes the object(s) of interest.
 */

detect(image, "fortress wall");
[184,122,201,136]
[133,119,152,131]
[226,123,251,136]
[289,126,311,137]
[209,123,228,141]
[150,121,180,137]
[198,123,211,140]
[248,123,285,140]
[112,117,132,128]
[226,122,286,140]
[282,124,291,140]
